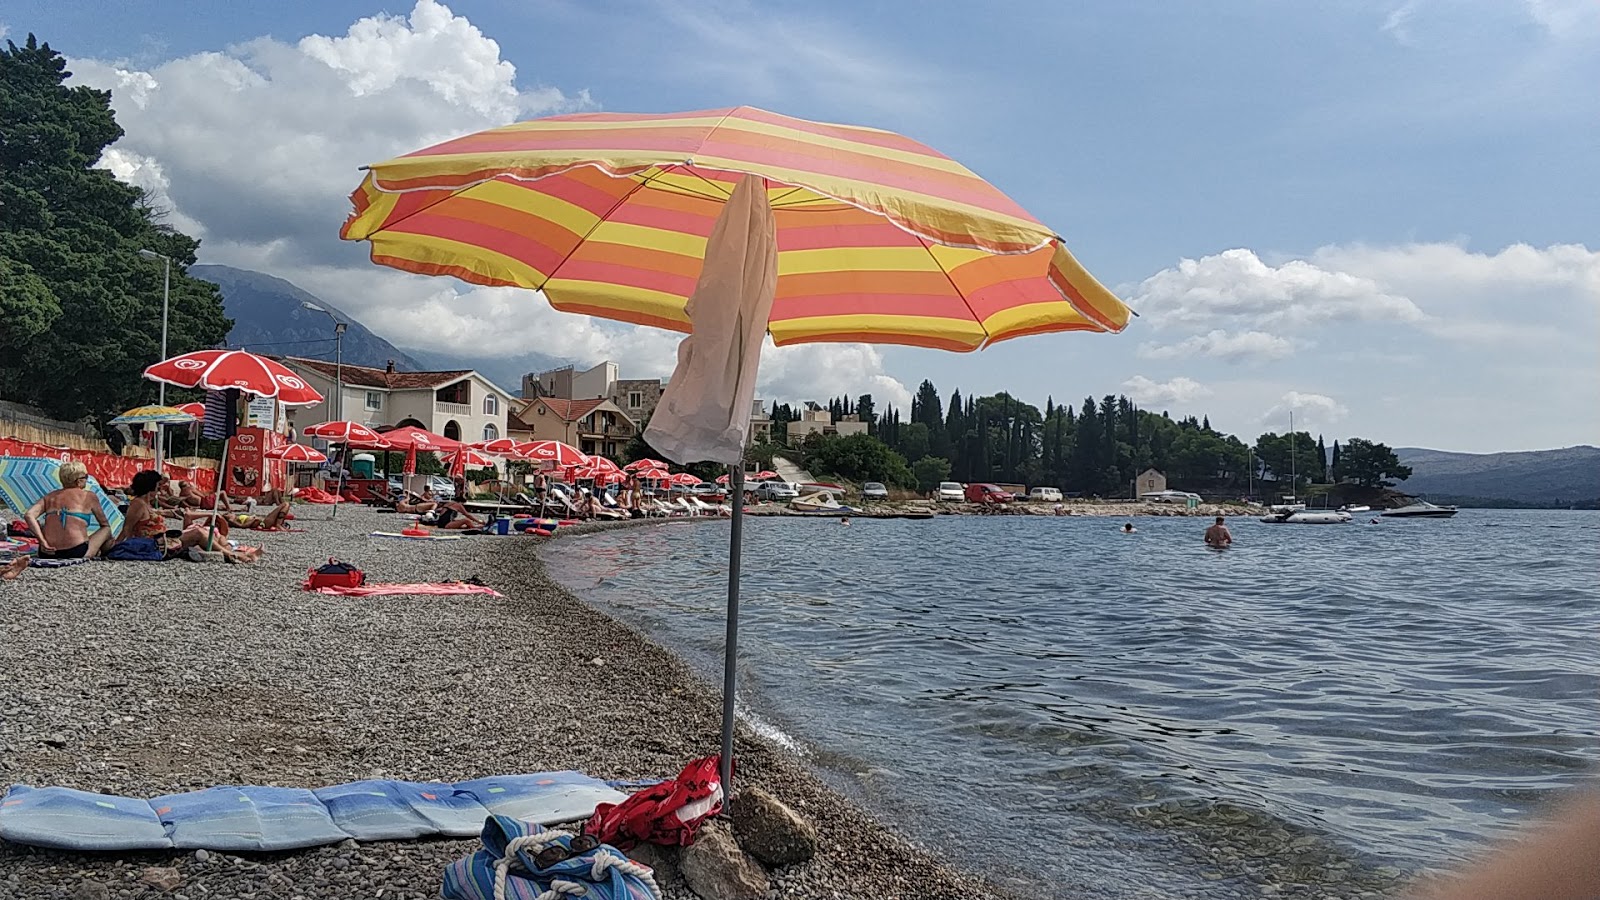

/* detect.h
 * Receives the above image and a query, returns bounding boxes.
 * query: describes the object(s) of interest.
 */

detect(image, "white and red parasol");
[143,349,323,405]
[304,420,392,448]
[516,440,587,467]
[264,443,328,463]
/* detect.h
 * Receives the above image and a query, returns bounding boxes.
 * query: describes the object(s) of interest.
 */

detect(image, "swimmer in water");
[840,516,850,526]
[1122,523,1136,533]
[1204,515,1233,548]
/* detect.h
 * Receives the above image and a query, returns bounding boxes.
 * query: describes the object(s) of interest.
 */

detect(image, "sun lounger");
[0,457,124,536]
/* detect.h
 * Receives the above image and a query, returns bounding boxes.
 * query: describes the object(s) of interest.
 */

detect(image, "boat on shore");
[1381,500,1458,519]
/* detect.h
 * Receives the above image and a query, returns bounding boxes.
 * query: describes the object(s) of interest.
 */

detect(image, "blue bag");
[104,537,165,562]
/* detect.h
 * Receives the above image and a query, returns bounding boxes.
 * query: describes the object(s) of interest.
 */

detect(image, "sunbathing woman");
[421,500,485,530]
[22,461,115,559]
[122,472,263,563]
[393,486,437,515]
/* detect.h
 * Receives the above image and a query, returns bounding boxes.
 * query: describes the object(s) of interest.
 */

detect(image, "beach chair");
[0,457,124,537]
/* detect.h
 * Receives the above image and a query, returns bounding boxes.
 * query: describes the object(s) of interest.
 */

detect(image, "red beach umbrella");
[144,349,323,405]
[587,456,622,473]
[516,440,587,467]
[753,470,778,481]
[446,448,497,469]
[668,472,702,486]
[623,458,667,472]
[715,474,730,485]
[175,402,206,418]
[264,443,328,463]
[470,437,525,456]
[378,425,460,451]
[304,420,392,448]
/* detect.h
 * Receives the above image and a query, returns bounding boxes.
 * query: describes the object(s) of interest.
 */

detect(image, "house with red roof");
[277,357,514,446]
[508,395,638,459]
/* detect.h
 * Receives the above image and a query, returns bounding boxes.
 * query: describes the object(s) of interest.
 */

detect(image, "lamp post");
[300,302,347,421]
[138,249,172,469]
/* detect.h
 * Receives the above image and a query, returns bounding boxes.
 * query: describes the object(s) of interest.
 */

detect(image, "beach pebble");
[138,867,183,892]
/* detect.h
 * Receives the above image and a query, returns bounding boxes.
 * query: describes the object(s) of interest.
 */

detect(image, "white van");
[936,481,964,502]
[1028,486,1063,502]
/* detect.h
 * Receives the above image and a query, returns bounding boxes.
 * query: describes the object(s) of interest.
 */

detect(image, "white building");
[279,357,513,444]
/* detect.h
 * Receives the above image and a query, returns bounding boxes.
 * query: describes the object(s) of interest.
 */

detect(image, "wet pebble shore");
[0,505,1001,900]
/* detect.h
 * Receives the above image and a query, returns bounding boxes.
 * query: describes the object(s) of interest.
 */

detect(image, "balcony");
[436,401,471,416]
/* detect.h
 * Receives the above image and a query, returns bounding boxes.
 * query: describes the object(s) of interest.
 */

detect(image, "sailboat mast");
[1290,410,1296,498]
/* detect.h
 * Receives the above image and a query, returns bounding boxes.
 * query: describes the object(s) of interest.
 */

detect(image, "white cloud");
[1127,248,1426,331]
[1522,0,1600,38]
[70,0,586,271]
[1261,391,1349,433]
[1382,1,1421,44]
[69,0,912,410]
[1122,375,1211,407]
[1137,329,1299,364]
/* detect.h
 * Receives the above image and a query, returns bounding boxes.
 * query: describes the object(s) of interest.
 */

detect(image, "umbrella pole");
[331,444,343,521]
[719,464,745,793]
[206,439,229,550]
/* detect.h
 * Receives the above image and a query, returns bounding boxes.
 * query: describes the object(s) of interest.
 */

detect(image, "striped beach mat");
[0,772,625,853]
[0,457,124,537]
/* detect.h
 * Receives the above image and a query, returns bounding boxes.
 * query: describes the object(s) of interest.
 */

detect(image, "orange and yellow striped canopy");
[341,106,1131,351]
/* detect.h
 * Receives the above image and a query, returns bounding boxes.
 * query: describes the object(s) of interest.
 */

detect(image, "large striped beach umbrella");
[342,107,1129,349]
[341,106,1133,791]
[108,405,197,426]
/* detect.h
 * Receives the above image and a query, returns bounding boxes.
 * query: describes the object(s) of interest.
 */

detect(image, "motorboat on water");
[1340,504,1371,514]
[1380,500,1458,518]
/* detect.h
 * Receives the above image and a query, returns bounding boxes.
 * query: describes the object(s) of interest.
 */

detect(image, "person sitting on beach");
[119,471,263,563]
[177,496,293,533]
[174,480,233,511]
[1204,516,1233,548]
[392,486,437,515]
[1122,523,1136,534]
[21,461,115,560]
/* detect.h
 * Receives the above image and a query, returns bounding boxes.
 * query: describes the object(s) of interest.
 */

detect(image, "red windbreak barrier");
[0,438,217,493]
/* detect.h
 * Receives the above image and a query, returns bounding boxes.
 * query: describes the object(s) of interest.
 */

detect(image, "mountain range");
[195,264,1596,506]
[1394,445,1600,507]
[195,264,564,394]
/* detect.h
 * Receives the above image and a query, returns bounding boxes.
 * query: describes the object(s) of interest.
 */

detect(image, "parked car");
[861,482,889,500]
[936,481,965,502]
[754,481,800,501]
[1028,486,1063,502]
[426,475,457,500]
[965,483,1013,504]
[690,482,723,497]
[1141,489,1201,503]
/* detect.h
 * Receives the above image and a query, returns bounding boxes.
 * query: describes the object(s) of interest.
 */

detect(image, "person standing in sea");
[1205,516,1232,548]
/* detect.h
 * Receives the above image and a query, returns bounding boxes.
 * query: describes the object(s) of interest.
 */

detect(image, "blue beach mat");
[0,772,626,853]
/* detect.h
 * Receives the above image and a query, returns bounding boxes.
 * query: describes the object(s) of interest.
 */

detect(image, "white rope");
[488,831,662,900]
[589,850,663,900]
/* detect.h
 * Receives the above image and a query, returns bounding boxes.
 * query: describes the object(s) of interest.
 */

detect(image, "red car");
[964,483,1013,504]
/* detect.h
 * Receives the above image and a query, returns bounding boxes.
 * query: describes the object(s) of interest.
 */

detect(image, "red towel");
[303,582,503,597]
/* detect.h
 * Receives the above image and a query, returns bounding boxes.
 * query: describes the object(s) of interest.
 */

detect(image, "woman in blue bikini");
[21,461,114,559]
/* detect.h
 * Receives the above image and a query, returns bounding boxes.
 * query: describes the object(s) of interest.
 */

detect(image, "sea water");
[546,510,1600,898]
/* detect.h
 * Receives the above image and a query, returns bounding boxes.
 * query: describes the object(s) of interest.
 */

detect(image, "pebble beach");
[0,505,1001,900]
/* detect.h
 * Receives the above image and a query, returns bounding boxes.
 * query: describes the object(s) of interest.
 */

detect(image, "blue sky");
[7,0,1598,451]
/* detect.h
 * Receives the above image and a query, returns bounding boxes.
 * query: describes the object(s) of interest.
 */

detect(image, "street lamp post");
[300,302,347,421]
[138,249,172,470]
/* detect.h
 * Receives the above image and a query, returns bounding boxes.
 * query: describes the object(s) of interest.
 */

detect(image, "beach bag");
[105,537,165,562]
[306,559,365,589]
[584,755,726,850]
[442,815,660,900]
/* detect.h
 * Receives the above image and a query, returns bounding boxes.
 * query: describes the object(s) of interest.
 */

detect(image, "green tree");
[1315,435,1329,483]
[1333,438,1412,487]
[0,35,231,419]
[856,393,876,434]
[896,421,931,462]
[911,455,951,494]
[803,432,914,487]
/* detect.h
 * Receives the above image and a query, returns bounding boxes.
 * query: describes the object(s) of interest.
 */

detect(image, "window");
[365,391,383,411]
[483,394,499,416]
[627,391,642,409]
[483,423,499,442]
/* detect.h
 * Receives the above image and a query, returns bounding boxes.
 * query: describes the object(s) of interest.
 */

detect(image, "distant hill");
[196,264,567,396]
[1394,445,1600,507]
[195,264,424,371]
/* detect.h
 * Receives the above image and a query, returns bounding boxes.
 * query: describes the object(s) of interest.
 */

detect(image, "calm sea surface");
[546,510,1600,898]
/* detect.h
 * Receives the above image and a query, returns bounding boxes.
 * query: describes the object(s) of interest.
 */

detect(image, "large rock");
[679,824,769,900]
[729,787,818,867]
[627,842,683,890]
[138,867,183,893]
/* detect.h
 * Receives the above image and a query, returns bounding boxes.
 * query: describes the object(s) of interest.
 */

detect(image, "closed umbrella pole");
[719,464,745,792]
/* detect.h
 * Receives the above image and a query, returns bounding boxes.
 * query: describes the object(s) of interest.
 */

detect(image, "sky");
[6,0,1597,452]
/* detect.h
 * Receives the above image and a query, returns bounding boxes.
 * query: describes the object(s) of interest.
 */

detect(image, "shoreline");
[0,505,1006,899]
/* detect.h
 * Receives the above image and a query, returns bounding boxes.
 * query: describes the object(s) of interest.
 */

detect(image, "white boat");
[1380,500,1458,519]
[1340,505,1372,514]
[1261,506,1352,524]
[790,491,848,513]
